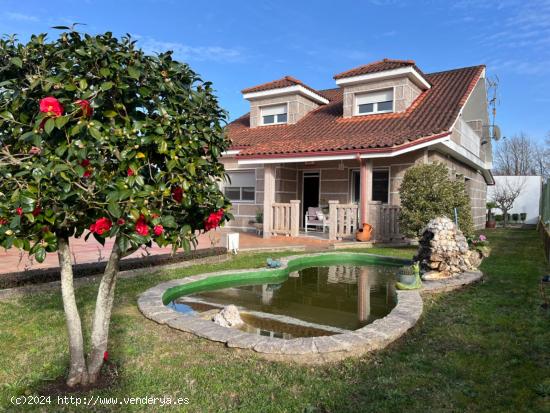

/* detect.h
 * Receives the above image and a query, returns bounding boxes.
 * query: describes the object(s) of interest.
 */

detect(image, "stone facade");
[428,151,487,229]
[342,77,422,118]
[249,94,319,128]
[221,151,487,232]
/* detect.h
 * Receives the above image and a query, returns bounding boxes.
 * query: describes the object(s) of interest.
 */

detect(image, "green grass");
[0,230,549,412]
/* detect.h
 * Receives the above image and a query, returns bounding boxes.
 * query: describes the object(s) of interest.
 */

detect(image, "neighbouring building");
[488,176,543,225]
[221,58,494,241]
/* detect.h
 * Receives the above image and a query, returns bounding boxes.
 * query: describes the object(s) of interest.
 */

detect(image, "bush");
[512,213,519,222]
[399,163,474,237]
[495,214,503,222]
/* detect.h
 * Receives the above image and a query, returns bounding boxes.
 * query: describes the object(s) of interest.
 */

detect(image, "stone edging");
[138,252,427,362]
[421,270,483,294]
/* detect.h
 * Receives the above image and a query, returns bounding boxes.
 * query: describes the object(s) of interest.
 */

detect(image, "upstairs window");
[261,104,288,125]
[355,89,394,115]
[224,170,255,202]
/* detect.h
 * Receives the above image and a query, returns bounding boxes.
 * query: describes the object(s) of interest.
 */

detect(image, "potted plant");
[486,201,497,228]
[253,210,263,234]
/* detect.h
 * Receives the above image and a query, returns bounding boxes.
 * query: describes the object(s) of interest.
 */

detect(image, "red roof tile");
[333,58,426,81]
[227,65,485,158]
[241,76,326,99]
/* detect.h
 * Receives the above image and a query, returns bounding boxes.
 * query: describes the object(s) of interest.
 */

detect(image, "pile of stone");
[414,217,478,279]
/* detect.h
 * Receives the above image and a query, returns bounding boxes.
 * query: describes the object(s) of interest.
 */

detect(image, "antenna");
[486,75,501,141]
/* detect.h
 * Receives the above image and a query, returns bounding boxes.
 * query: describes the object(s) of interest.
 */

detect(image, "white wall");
[487,176,542,224]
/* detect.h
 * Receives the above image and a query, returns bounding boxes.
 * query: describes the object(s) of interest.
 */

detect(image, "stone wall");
[249,94,319,128]
[342,77,422,118]
[428,151,487,229]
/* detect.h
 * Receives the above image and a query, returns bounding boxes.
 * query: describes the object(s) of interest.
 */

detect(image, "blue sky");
[1,0,549,142]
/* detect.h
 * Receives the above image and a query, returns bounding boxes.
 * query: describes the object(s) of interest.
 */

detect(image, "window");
[351,169,390,203]
[224,170,255,202]
[372,170,389,202]
[261,104,287,125]
[355,89,394,115]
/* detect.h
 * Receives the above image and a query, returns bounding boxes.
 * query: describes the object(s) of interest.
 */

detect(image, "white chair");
[304,207,328,233]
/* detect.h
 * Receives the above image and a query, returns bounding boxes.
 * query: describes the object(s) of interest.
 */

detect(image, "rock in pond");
[212,305,244,328]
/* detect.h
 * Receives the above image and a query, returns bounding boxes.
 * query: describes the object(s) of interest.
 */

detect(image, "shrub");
[398,163,474,237]
[512,213,519,222]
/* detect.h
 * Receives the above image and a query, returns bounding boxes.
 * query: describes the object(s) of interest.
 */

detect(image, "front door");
[303,172,320,225]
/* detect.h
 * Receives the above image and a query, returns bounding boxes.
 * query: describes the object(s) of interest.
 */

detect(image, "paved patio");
[0,229,334,275]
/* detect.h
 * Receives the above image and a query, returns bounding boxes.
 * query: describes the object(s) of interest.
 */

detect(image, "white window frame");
[353,88,395,116]
[260,103,288,126]
[224,169,256,203]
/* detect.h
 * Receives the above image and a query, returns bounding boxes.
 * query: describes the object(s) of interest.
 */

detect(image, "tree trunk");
[87,238,122,383]
[503,209,508,228]
[58,236,89,386]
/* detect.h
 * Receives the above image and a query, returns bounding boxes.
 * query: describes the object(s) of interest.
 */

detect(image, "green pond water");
[169,264,398,338]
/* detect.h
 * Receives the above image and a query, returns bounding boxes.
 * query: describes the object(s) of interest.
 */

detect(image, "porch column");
[359,158,373,225]
[263,164,276,239]
[328,200,339,241]
[290,200,300,237]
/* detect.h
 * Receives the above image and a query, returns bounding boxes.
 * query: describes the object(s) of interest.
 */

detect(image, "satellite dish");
[492,125,501,141]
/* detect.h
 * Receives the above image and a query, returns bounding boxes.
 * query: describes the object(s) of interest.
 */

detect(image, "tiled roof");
[241,75,325,98]
[227,65,485,158]
[333,58,426,80]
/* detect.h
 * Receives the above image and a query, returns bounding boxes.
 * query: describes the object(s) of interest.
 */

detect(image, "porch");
[223,156,411,243]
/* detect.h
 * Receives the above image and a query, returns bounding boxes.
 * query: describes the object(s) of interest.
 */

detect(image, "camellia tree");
[0,29,231,386]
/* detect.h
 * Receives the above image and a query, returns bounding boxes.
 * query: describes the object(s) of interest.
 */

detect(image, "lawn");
[0,229,549,412]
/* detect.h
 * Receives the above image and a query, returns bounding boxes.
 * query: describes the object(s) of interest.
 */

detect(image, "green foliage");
[0,31,231,261]
[398,163,474,237]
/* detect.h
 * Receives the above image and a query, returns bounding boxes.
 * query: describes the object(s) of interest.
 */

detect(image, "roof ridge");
[425,64,485,76]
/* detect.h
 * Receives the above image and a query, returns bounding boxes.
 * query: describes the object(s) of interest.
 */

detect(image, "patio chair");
[304,207,328,233]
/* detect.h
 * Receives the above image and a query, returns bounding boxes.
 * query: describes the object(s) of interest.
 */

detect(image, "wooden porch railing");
[270,200,300,237]
[368,202,402,242]
[328,201,358,240]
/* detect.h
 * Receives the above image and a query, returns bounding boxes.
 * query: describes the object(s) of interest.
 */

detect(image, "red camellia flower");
[83,170,92,178]
[90,217,112,235]
[204,209,224,231]
[81,159,90,167]
[171,186,183,203]
[75,99,93,117]
[135,215,149,236]
[103,351,109,362]
[39,96,63,117]
[32,206,42,217]
[153,225,164,236]
[127,168,134,176]
[16,207,23,216]
[0,218,7,225]
[117,218,125,225]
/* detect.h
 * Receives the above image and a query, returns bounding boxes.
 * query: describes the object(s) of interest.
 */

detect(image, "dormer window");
[355,89,394,115]
[261,104,288,125]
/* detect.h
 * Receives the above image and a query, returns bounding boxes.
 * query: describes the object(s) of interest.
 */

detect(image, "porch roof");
[226,65,485,159]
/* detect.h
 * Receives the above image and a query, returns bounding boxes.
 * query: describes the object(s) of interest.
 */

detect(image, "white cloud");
[135,35,244,63]
[4,12,39,22]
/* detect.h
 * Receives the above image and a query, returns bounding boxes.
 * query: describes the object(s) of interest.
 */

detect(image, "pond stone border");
[137,253,481,363]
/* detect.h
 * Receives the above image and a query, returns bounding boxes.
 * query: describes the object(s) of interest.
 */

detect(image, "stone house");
[221,59,494,241]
